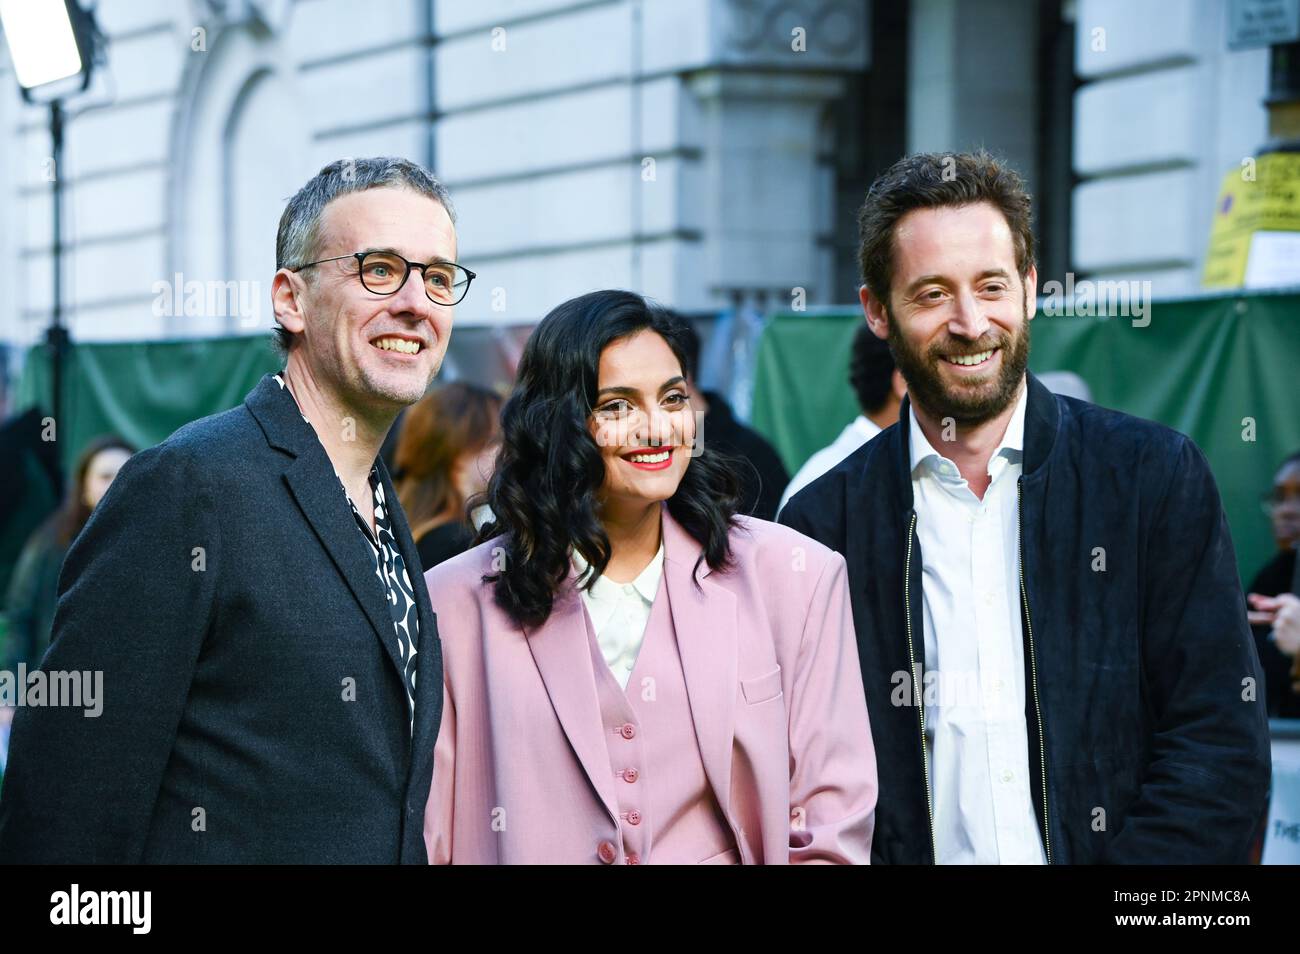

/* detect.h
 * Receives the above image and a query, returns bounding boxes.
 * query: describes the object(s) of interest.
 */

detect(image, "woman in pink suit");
[423,290,876,864]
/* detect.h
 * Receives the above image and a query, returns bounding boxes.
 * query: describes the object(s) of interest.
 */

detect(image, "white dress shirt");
[778,415,883,515]
[571,544,665,689]
[909,384,1045,865]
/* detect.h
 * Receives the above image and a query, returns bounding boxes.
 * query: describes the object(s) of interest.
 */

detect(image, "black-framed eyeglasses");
[289,250,475,305]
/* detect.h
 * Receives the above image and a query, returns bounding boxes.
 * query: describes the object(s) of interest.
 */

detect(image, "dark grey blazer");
[0,374,442,863]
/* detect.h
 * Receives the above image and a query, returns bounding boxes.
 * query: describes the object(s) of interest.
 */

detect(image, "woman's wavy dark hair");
[477,289,742,628]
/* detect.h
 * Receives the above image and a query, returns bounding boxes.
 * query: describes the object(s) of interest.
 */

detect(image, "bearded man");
[780,151,1269,865]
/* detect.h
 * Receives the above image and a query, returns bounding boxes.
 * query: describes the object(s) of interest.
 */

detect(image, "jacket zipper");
[902,510,938,863]
[1017,479,1053,864]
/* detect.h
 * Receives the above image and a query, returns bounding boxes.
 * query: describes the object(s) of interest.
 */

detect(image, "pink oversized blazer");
[422,506,877,864]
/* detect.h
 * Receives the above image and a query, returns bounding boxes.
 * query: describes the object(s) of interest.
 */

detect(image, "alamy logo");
[50,884,151,934]
[151,273,262,327]
[0,666,102,717]
[1040,273,1152,327]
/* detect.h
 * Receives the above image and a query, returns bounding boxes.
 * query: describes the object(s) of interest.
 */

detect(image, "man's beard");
[886,302,1030,426]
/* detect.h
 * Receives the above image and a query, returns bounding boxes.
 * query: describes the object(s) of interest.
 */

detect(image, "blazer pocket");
[741,666,783,705]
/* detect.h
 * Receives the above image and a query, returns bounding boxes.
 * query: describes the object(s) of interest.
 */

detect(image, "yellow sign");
[1203,152,1300,288]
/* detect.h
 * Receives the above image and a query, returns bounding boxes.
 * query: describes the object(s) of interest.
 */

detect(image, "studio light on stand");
[0,0,101,438]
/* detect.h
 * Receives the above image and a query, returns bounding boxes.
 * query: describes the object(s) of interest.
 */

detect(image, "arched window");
[167,18,307,336]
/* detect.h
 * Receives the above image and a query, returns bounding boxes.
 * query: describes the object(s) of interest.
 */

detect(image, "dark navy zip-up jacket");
[780,372,1271,864]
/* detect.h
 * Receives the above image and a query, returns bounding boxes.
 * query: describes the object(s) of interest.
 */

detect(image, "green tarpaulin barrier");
[9,292,1298,586]
[12,328,531,472]
[3,336,280,609]
[17,335,283,471]
[750,292,1300,584]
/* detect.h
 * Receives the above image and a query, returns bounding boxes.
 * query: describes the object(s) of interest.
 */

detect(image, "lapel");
[523,504,740,823]
[660,505,738,814]
[376,458,444,766]
[244,374,407,683]
[526,583,621,824]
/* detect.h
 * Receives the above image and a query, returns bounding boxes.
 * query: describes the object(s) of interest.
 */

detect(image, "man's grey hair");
[272,156,456,355]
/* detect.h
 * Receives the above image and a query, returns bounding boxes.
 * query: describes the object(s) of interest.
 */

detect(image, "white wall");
[433,0,867,324]
[907,0,1040,193]
[0,0,869,344]
[1072,0,1270,293]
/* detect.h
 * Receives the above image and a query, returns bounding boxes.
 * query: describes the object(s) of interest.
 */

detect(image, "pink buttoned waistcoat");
[422,507,877,864]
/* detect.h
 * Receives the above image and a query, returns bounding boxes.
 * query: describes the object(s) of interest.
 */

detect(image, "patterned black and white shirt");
[346,472,420,723]
[274,375,419,727]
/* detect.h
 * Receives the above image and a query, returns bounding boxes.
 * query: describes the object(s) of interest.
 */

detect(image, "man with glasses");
[0,157,468,863]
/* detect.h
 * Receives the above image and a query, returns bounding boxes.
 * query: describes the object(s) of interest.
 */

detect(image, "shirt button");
[1001,770,1014,783]
[623,767,639,783]
[623,584,635,595]
[627,809,642,826]
[626,853,641,865]
[597,840,617,864]
[620,723,637,740]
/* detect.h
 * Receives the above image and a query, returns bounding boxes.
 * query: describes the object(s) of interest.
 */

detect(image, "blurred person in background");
[423,290,876,864]
[676,318,789,520]
[0,157,460,863]
[2,435,135,675]
[778,323,905,514]
[1,436,134,758]
[395,381,502,570]
[0,409,64,602]
[1247,450,1300,717]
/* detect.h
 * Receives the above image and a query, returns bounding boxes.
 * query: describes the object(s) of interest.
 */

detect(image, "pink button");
[619,723,636,740]
[626,853,641,865]
[627,809,642,826]
[623,767,639,783]
[597,840,617,864]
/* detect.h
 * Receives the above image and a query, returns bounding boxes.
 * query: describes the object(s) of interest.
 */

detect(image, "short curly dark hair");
[857,150,1035,307]
[848,322,895,415]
